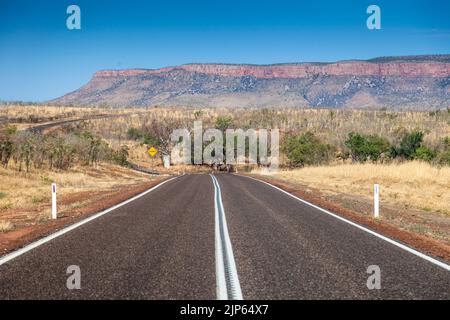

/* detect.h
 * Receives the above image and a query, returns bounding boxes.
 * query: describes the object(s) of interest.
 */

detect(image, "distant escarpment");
[51,54,450,109]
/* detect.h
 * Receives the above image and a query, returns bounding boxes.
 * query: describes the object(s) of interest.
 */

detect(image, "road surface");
[0,173,449,299]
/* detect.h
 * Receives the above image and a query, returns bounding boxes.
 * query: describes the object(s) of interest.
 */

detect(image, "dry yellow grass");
[261,161,450,215]
[0,163,153,214]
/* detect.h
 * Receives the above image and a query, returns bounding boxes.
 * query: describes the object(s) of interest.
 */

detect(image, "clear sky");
[1,0,450,102]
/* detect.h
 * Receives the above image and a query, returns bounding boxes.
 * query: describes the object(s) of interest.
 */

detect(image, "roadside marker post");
[147,146,158,170]
[374,184,379,218]
[51,183,57,220]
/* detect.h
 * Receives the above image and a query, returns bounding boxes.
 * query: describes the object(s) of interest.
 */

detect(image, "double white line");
[210,174,243,300]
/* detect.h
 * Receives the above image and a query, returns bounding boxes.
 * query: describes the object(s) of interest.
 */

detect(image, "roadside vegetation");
[1,104,449,239]
[282,130,450,167]
[271,161,450,216]
[0,124,130,172]
[256,161,450,246]
[2,104,449,170]
[0,104,449,259]
[0,107,152,236]
[78,105,450,167]
[0,163,151,213]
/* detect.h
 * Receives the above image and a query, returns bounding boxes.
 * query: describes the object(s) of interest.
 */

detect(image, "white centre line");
[210,174,243,300]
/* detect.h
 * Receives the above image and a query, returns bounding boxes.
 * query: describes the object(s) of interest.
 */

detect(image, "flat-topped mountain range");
[51,54,450,109]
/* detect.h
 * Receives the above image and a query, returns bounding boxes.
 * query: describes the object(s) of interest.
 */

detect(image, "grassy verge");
[0,164,156,231]
[251,161,450,245]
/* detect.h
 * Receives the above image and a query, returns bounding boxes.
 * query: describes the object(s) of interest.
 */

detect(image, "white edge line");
[0,176,179,267]
[237,174,450,272]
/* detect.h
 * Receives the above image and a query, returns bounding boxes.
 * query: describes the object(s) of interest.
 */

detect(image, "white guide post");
[374,184,379,218]
[51,183,57,219]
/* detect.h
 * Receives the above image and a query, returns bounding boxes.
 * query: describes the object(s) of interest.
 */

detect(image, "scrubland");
[3,104,449,148]
[0,104,449,249]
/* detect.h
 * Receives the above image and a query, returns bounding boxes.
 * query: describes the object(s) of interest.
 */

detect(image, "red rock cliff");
[94,61,450,79]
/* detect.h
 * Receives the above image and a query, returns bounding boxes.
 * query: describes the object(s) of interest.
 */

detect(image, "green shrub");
[345,132,391,162]
[111,145,129,167]
[391,131,424,160]
[127,127,159,146]
[282,132,333,167]
[413,146,436,162]
[141,133,159,147]
[127,127,143,140]
[437,150,450,165]
[443,137,450,150]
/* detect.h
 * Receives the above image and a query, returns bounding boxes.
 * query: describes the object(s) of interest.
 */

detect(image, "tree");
[365,135,391,161]
[75,131,104,166]
[282,132,333,167]
[436,137,450,165]
[127,127,159,147]
[142,117,187,159]
[345,132,390,162]
[215,116,233,132]
[391,131,424,160]
[32,134,46,169]
[111,145,129,167]
[12,132,35,172]
[0,125,127,172]
[0,126,16,168]
[345,132,367,162]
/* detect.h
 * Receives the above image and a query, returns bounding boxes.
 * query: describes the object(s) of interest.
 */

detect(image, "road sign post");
[148,147,158,169]
[51,183,57,219]
[374,184,379,218]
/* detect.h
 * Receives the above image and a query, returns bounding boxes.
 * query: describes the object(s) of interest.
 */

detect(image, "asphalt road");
[0,173,449,299]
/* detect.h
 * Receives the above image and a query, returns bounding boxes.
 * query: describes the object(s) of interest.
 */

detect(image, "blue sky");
[1,0,449,101]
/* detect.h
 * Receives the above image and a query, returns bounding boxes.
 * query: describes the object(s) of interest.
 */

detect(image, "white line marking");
[213,177,228,300]
[0,176,179,267]
[237,174,450,272]
[210,174,243,300]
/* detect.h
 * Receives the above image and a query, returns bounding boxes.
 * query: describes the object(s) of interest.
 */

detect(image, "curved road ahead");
[0,174,449,299]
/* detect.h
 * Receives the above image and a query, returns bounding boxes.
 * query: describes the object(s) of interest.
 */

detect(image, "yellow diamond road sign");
[148,147,158,157]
